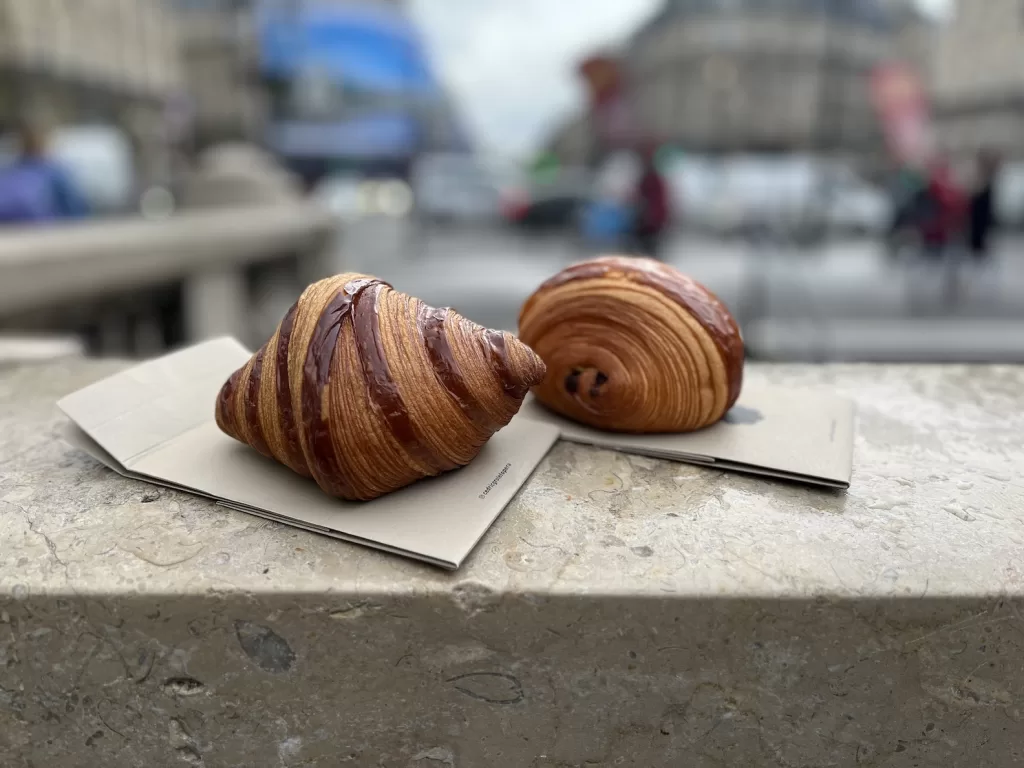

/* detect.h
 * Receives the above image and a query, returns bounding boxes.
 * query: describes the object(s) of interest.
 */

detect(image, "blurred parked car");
[311,174,364,221]
[502,167,592,232]
[411,153,502,225]
[312,174,413,221]
[823,174,892,236]
[996,162,1024,229]
[664,153,890,239]
[50,125,134,214]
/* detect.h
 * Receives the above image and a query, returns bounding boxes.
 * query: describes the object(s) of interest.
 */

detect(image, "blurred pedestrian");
[968,149,1001,262]
[918,158,966,262]
[884,164,927,260]
[0,117,89,226]
[630,146,670,260]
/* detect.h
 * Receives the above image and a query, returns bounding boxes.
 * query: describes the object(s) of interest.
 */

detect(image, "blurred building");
[254,0,469,186]
[171,0,405,151]
[549,0,934,169]
[0,0,185,184]
[886,0,937,87]
[546,113,591,170]
[933,0,1024,162]
[171,0,267,148]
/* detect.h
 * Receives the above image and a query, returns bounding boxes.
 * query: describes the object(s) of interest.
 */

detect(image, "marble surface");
[2,357,1024,766]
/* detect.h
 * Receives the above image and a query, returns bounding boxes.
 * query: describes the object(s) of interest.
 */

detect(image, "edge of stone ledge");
[7,581,1021,603]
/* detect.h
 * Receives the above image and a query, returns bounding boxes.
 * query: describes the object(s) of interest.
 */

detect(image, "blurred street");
[2,0,1022,366]
[334,220,1024,360]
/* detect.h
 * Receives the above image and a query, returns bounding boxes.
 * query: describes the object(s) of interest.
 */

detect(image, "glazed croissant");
[216,273,546,501]
[518,256,743,433]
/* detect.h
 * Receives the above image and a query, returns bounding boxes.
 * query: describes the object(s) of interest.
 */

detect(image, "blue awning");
[257,1,438,93]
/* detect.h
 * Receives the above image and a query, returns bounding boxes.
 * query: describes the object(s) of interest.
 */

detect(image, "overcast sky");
[409,0,955,159]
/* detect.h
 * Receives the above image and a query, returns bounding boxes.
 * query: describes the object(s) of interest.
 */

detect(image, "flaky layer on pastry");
[217,273,545,500]
[519,256,743,433]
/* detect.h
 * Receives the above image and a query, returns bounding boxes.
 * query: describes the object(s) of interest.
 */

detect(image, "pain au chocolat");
[215,273,546,501]
[518,256,744,434]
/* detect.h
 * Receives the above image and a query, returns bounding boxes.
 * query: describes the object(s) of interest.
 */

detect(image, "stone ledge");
[2,358,1023,765]
[2,592,1020,766]
[3,358,1023,599]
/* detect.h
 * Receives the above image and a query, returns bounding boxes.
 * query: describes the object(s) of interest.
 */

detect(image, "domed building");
[552,0,933,169]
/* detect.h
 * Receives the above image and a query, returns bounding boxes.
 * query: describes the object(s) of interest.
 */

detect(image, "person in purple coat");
[0,118,89,226]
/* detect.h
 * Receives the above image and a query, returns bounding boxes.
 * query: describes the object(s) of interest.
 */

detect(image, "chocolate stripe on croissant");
[273,300,311,477]
[420,305,492,429]
[300,279,380,498]
[216,272,546,501]
[244,345,273,459]
[353,282,455,473]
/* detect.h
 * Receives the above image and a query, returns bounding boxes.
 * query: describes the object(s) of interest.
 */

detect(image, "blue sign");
[256,1,439,94]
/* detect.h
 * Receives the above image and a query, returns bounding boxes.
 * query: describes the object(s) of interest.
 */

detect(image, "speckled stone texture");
[2,358,1024,767]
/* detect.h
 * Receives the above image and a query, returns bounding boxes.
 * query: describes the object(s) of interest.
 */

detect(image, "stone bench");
[2,357,1023,767]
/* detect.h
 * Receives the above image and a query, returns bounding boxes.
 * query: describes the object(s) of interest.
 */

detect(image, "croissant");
[518,255,744,433]
[215,273,546,501]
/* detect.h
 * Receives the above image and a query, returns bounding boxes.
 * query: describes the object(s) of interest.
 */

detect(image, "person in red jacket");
[919,158,967,260]
[631,146,671,260]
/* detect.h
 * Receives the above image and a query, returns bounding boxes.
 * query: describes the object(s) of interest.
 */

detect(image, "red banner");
[870,62,935,167]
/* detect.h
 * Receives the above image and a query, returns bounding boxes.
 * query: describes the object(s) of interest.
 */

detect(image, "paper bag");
[58,338,559,570]
[518,385,855,489]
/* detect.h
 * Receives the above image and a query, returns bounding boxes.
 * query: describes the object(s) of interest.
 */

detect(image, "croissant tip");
[521,359,546,393]
[527,351,547,389]
[508,333,547,391]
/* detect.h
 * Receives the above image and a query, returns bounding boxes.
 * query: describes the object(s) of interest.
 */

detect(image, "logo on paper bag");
[479,463,512,500]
